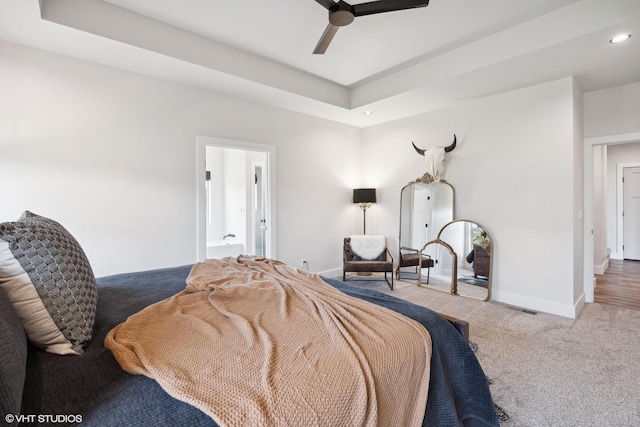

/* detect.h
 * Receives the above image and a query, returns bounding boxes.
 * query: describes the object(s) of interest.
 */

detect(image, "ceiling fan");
[312,0,429,54]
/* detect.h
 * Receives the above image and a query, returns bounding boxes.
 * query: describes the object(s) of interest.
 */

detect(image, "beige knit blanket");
[105,256,432,427]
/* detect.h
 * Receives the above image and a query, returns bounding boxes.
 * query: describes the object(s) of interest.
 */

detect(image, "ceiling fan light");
[609,34,631,44]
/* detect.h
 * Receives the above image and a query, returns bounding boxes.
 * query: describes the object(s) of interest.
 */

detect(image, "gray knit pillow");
[0,211,97,355]
[0,286,27,422]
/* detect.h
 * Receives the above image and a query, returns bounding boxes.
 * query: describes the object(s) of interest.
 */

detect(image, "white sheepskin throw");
[349,235,386,260]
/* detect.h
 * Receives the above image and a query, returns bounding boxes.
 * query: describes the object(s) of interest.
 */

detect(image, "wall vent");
[508,306,537,315]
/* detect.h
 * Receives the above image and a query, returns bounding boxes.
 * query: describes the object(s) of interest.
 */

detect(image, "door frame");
[196,135,276,261]
[619,164,640,260]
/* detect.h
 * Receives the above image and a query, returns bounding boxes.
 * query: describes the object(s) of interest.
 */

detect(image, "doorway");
[584,132,640,304]
[623,166,640,260]
[196,136,276,261]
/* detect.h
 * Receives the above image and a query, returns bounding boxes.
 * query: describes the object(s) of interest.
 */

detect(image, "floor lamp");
[353,188,376,235]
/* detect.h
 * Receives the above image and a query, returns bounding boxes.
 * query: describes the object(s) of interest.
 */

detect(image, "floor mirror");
[397,180,454,293]
[436,220,492,301]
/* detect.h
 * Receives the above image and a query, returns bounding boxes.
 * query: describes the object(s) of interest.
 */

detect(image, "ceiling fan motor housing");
[329,2,355,26]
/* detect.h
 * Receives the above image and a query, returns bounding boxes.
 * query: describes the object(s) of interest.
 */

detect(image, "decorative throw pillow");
[0,211,97,355]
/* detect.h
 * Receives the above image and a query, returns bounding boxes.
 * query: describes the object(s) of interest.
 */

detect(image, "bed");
[1,212,498,426]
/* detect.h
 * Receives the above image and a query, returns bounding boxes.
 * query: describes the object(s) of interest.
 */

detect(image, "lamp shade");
[353,188,376,204]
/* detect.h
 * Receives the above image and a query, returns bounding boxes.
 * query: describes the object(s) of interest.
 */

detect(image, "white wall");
[571,78,584,307]
[362,78,582,317]
[223,148,247,247]
[0,40,362,276]
[584,82,640,138]
[592,145,608,273]
[205,146,225,242]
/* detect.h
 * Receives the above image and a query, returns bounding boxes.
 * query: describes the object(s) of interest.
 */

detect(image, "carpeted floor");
[337,274,640,426]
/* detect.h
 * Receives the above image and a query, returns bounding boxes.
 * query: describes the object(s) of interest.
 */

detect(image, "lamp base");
[359,203,370,235]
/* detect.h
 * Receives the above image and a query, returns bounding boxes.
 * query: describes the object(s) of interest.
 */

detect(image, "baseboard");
[594,257,610,275]
[491,289,579,319]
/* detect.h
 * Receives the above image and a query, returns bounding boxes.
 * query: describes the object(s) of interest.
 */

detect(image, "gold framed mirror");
[397,180,454,293]
[436,220,492,301]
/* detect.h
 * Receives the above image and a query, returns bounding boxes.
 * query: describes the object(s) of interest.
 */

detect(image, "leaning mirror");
[436,220,492,301]
[397,181,454,293]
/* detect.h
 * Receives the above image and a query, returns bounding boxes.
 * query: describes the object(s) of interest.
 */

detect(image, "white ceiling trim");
[39,0,351,108]
[352,0,628,107]
[0,0,637,127]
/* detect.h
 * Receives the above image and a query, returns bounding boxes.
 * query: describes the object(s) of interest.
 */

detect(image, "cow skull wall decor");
[412,134,457,183]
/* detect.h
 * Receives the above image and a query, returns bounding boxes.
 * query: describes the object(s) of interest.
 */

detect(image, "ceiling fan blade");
[315,0,337,11]
[353,0,428,17]
[313,23,339,54]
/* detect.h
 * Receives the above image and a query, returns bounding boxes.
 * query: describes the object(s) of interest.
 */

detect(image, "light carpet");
[337,275,640,426]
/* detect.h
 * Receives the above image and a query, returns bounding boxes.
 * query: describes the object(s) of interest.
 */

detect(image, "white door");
[623,166,640,260]
[411,188,433,249]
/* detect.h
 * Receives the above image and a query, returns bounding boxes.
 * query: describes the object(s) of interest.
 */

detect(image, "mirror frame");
[397,180,455,281]
[436,219,493,301]
[417,239,458,294]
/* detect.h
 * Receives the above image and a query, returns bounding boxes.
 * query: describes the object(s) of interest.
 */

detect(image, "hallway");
[594,259,640,311]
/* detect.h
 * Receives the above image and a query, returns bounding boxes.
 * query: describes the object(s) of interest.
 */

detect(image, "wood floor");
[595,259,640,311]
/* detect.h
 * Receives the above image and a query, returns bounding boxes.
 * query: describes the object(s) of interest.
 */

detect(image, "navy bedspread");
[20,265,497,426]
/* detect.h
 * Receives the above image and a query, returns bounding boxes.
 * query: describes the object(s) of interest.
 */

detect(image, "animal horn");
[444,134,457,153]
[412,142,426,156]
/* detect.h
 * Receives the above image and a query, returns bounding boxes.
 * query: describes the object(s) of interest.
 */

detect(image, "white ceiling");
[1,0,639,127]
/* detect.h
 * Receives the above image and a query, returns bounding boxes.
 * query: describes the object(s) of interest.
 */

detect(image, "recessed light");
[610,34,631,44]
[363,110,373,115]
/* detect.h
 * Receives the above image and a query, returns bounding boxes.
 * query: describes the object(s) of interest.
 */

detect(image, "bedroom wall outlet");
[301,259,308,269]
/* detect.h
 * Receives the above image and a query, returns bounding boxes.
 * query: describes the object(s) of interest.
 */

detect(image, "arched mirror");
[397,180,454,290]
[436,220,492,301]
